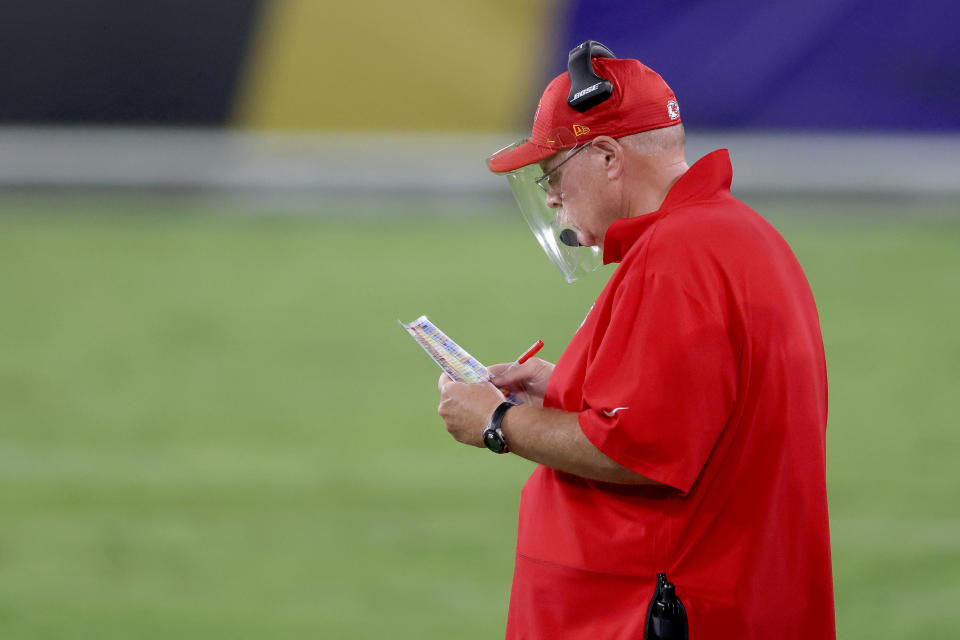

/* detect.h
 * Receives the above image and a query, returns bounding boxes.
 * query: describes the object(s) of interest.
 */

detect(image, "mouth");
[577,231,598,247]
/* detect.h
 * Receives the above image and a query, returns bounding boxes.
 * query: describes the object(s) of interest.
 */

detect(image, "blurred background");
[1,1,958,638]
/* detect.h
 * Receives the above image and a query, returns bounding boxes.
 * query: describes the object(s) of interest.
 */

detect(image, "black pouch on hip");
[644,572,689,640]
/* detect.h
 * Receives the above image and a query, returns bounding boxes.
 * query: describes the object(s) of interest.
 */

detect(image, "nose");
[545,190,562,209]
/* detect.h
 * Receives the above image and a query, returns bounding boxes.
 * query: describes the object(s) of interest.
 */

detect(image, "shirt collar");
[602,149,733,264]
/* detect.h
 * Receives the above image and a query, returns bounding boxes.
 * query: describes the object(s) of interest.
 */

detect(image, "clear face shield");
[488,130,603,283]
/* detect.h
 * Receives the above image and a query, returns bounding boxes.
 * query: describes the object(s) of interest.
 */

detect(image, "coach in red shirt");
[437,42,835,639]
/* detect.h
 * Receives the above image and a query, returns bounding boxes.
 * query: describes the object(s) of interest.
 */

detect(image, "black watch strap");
[483,401,516,454]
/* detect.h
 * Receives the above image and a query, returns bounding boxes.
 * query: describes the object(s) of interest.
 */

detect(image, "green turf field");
[1,198,958,638]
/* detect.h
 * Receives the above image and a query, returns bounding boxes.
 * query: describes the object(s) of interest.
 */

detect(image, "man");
[436,43,835,639]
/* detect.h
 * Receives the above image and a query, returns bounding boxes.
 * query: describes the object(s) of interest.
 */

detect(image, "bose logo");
[573,82,602,101]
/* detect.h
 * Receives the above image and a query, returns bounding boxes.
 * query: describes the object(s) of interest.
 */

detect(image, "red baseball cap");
[488,57,681,173]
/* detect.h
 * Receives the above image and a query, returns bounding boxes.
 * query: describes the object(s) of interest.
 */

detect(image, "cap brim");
[487,140,559,174]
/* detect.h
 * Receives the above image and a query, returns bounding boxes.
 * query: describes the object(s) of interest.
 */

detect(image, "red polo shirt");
[505,150,834,639]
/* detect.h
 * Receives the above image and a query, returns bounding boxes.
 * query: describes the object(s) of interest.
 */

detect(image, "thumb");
[488,361,531,387]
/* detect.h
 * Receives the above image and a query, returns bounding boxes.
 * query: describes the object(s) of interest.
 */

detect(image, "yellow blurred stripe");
[235,0,557,131]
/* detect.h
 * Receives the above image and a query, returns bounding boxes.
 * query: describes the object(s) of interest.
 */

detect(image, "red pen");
[491,340,544,398]
[515,339,545,365]
[497,339,544,377]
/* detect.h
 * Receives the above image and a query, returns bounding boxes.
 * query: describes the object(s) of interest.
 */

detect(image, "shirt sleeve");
[578,270,738,494]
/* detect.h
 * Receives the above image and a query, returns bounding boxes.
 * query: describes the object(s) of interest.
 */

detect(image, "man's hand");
[437,374,505,447]
[487,358,555,408]
[436,370,659,485]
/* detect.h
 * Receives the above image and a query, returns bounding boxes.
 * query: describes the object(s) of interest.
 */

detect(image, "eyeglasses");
[535,141,593,196]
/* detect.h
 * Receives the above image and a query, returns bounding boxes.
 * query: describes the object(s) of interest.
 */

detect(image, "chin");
[578,232,598,247]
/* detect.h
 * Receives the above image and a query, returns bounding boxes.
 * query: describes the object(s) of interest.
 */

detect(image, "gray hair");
[619,123,685,156]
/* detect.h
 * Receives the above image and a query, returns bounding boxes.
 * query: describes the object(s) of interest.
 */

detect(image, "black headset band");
[566,40,616,113]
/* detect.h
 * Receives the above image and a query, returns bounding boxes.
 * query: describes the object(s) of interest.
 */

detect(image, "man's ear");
[591,136,624,180]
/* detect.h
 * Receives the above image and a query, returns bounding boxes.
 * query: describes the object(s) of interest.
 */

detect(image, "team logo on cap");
[573,124,591,137]
[667,100,680,120]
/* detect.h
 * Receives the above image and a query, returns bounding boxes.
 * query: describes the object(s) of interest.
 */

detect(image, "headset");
[566,40,616,112]
[557,40,617,247]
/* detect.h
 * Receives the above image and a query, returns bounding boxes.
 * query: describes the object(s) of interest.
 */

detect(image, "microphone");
[559,228,581,247]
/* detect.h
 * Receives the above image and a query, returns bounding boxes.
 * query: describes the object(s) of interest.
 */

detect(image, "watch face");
[484,430,504,453]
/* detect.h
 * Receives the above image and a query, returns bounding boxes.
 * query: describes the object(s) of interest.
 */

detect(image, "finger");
[486,363,513,378]
[489,361,536,386]
[483,380,507,400]
[437,372,453,391]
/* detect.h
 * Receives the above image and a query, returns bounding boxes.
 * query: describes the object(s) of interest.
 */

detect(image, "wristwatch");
[483,401,516,454]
